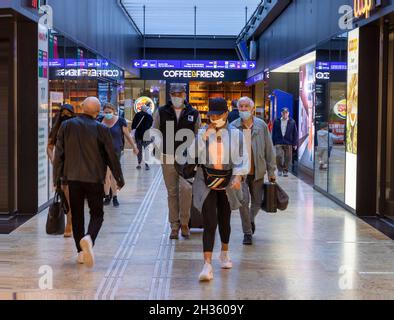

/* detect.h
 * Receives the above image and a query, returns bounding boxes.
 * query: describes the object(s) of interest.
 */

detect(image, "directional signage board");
[133,60,257,70]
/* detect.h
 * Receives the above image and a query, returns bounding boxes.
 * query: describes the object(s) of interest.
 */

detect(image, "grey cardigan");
[230,117,276,181]
[190,125,250,213]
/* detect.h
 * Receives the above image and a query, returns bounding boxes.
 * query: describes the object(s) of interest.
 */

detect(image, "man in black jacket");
[153,83,201,240]
[132,104,153,170]
[53,97,125,268]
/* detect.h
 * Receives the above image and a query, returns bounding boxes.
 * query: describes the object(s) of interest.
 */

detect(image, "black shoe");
[283,171,289,177]
[104,195,111,206]
[243,234,253,246]
[113,197,120,208]
[136,165,142,170]
[251,222,256,235]
[145,164,150,171]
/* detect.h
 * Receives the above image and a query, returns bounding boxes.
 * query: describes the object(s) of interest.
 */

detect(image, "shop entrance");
[382,25,394,218]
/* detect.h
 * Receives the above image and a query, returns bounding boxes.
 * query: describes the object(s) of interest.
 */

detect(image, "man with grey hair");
[54,97,124,268]
[153,83,201,240]
[230,97,276,245]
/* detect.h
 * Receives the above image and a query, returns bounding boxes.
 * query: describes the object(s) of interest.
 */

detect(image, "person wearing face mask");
[190,98,250,282]
[47,104,75,238]
[230,97,277,245]
[153,83,201,240]
[101,103,138,207]
[53,97,125,268]
[132,104,154,170]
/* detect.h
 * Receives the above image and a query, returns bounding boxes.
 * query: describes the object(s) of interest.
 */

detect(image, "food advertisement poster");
[345,28,360,210]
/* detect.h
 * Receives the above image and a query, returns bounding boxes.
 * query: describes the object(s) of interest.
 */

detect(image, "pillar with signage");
[345,29,359,210]
[38,23,49,208]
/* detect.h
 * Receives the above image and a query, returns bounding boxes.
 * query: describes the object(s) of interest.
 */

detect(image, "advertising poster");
[38,23,49,207]
[345,28,360,209]
[298,61,316,170]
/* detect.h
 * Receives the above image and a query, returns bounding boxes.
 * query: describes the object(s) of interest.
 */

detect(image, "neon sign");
[163,70,225,79]
[353,0,377,19]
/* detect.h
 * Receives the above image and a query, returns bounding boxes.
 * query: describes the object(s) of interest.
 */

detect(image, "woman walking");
[101,103,138,207]
[191,98,249,282]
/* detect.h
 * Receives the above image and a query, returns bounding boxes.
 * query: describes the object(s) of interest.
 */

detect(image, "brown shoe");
[64,224,73,238]
[170,229,179,240]
[181,225,190,239]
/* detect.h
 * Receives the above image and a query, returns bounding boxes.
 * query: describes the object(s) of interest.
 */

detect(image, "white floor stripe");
[95,169,162,300]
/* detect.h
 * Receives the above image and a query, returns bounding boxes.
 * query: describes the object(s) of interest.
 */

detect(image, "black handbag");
[262,182,278,213]
[174,161,198,180]
[46,191,66,235]
[202,166,233,190]
[261,183,290,213]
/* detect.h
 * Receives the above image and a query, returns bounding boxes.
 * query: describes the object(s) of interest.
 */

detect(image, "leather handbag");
[202,166,233,190]
[174,162,198,180]
[276,184,289,211]
[262,182,278,213]
[46,191,66,235]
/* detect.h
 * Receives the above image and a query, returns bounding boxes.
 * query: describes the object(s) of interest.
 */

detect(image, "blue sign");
[245,72,265,86]
[133,60,257,70]
[316,61,347,71]
[49,59,65,68]
[330,62,347,71]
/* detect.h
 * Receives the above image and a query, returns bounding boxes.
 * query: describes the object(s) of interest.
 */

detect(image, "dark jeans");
[202,190,232,252]
[68,181,105,253]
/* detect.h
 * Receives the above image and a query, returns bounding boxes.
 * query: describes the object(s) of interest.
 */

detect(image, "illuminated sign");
[55,69,121,78]
[134,97,155,114]
[134,60,257,70]
[353,0,381,19]
[316,72,331,80]
[163,70,225,79]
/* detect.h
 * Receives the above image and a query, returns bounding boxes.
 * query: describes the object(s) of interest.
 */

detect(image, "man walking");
[272,108,298,177]
[230,97,276,245]
[153,83,201,240]
[53,97,124,268]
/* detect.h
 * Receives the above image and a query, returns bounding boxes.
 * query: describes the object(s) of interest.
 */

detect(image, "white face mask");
[171,97,184,109]
[211,118,226,128]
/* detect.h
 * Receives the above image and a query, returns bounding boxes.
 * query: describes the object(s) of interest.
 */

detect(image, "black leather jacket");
[53,114,125,187]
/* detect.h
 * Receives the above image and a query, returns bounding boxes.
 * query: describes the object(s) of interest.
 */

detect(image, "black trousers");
[202,190,232,252]
[68,181,105,253]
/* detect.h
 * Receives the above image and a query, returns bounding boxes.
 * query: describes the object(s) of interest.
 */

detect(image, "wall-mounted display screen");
[298,61,316,170]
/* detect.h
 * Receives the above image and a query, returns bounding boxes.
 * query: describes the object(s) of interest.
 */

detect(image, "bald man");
[54,97,125,268]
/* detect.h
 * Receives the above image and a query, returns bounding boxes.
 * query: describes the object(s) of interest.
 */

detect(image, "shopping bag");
[46,191,66,235]
[261,182,278,213]
[276,184,289,211]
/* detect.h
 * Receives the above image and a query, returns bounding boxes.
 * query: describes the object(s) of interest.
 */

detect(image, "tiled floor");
[1,151,394,300]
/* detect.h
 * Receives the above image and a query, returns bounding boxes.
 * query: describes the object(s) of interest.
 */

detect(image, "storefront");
[246,0,394,217]
[129,68,251,124]
[0,1,138,218]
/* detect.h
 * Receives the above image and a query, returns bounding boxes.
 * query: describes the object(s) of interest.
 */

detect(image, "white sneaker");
[219,251,233,269]
[80,235,95,268]
[199,263,214,282]
[77,252,84,264]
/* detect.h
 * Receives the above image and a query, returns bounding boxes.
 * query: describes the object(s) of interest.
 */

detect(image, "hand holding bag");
[46,190,66,235]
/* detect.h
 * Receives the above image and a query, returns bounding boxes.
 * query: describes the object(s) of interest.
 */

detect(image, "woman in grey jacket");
[190,98,249,282]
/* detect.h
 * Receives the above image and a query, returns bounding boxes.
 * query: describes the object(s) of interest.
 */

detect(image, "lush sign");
[353,0,380,19]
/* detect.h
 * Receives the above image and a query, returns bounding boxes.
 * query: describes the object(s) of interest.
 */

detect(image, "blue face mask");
[239,111,252,121]
[105,113,114,120]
